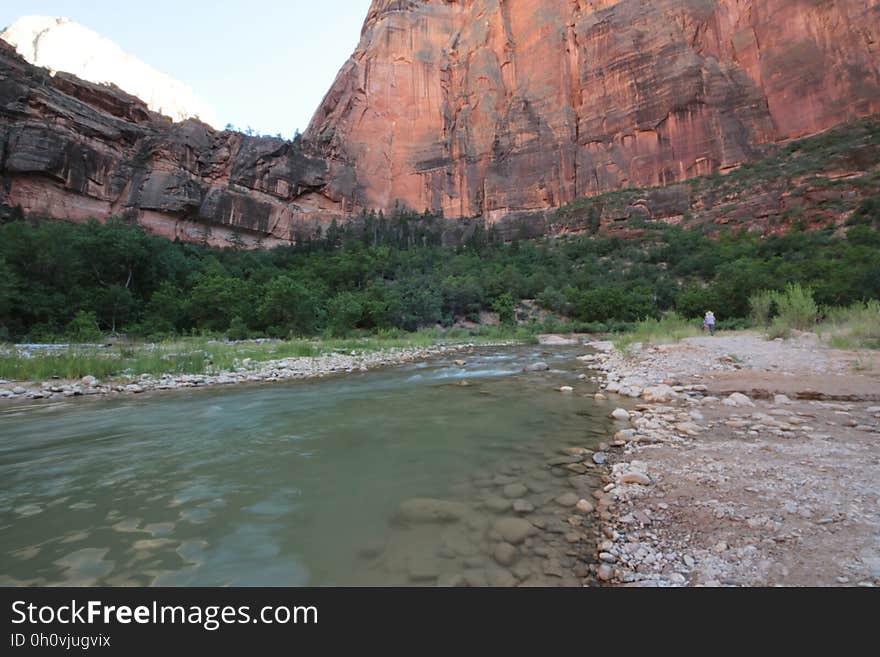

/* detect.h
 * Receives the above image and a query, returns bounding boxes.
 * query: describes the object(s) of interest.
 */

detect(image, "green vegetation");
[552,116,880,233]
[0,326,537,382]
[821,300,880,349]
[749,284,880,348]
[613,313,703,352]
[749,283,819,338]
[0,207,878,345]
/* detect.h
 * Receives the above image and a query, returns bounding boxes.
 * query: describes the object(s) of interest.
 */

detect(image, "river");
[0,345,611,586]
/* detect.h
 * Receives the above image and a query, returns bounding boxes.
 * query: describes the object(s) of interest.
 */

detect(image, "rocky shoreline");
[0,342,514,403]
[579,333,880,587]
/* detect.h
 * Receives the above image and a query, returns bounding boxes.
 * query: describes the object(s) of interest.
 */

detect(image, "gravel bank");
[0,342,514,403]
[578,332,880,587]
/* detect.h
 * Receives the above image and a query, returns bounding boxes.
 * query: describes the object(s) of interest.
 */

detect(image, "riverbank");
[0,337,523,403]
[580,331,880,587]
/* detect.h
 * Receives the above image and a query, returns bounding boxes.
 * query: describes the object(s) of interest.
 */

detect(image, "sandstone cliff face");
[307,0,880,221]
[2,1,879,245]
[0,40,349,247]
[2,16,220,127]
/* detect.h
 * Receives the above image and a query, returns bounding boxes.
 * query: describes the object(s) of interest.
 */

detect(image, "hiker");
[703,310,716,336]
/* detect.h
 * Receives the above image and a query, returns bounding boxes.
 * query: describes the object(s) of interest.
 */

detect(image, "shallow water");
[0,345,611,586]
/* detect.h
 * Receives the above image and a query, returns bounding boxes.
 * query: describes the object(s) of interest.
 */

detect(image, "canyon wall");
[307,0,880,220]
[0,40,351,246]
[2,1,879,245]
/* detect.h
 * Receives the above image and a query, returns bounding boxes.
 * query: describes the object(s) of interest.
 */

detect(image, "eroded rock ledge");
[0,39,352,247]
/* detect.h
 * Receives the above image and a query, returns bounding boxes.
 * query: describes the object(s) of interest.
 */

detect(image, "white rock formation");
[1,16,220,127]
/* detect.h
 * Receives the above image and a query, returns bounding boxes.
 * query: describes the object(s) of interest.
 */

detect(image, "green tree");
[492,293,517,325]
[326,291,365,336]
[189,275,249,332]
[258,276,322,336]
[66,310,102,343]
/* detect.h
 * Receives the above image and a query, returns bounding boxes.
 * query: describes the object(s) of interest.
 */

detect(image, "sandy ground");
[582,331,880,587]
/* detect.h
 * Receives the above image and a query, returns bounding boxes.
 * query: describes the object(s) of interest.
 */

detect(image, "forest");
[0,203,878,342]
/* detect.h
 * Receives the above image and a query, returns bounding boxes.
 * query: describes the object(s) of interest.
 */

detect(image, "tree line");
[0,203,878,342]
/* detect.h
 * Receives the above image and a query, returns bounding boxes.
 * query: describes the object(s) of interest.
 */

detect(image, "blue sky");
[0,0,370,137]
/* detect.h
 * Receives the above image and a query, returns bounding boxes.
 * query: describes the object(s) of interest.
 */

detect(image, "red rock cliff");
[307,0,880,220]
[0,40,350,247]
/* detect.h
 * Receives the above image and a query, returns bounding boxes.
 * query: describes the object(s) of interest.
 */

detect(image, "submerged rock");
[396,498,470,524]
[493,542,518,567]
[493,517,536,545]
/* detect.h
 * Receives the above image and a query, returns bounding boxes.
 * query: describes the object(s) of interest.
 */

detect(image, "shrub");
[613,312,701,351]
[775,283,819,330]
[751,283,819,338]
[766,318,791,340]
[748,289,779,326]
[821,299,880,349]
[66,311,102,343]
[227,316,250,341]
[492,293,516,325]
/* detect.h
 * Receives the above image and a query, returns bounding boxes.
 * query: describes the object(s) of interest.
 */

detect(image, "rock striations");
[0,39,351,246]
[308,0,880,220]
[2,1,880,244]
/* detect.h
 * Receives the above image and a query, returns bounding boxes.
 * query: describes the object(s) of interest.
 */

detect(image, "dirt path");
[581,331,880,587]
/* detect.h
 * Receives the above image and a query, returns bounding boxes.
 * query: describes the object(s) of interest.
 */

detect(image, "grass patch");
[819,300,880,350]
[613,313,704,352]
[0,327,536,383]
[750,283,819,340]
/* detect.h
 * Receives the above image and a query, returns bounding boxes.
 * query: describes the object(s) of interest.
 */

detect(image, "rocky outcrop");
[0,39,351,247]
[308,0,880,222]
[2,1,879,245]
[2,16,220,127]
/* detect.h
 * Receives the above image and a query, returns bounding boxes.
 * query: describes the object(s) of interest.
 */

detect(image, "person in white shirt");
[703,311,716,336]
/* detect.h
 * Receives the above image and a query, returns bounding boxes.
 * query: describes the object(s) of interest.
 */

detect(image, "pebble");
[597,564,614,581]
[512,500,535,514]
[576,499,595,514]
[668,573,687,585]
[642,384,677,403]
[618,472,652,486]
[611,408,631,421]
[493,542,518,567]
[555,492,580,507]
[723,393,755,408]
[502,483,528,499]
[485,497,513,513]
